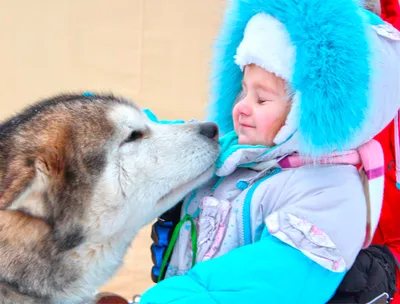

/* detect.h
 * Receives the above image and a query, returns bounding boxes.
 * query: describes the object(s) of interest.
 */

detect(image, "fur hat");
[207,0,381,155]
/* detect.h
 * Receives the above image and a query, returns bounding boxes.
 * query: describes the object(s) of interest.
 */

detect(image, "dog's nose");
[199,122,219,140]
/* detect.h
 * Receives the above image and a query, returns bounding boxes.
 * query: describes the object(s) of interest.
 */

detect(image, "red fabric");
[372,4,400,302]
[372,121,400,302]
[380,0,400,30]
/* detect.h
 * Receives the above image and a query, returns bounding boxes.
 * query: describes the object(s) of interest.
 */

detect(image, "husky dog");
[0,93,219,303]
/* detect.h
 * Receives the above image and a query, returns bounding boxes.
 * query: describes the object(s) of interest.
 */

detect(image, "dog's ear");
[35,147,65,179]
[0,158,36,209]
[0,147,64,217]
[1,145,85,251]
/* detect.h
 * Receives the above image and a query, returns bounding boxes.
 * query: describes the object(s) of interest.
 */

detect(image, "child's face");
[232,64,291,146]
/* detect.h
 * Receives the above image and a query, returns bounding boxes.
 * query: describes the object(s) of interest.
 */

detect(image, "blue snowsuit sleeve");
[140,234,345,304]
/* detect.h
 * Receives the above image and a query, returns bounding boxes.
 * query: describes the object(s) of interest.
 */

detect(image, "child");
[142,0,400,303]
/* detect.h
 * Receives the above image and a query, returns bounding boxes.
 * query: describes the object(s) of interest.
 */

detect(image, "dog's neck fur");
[54,228,139,303]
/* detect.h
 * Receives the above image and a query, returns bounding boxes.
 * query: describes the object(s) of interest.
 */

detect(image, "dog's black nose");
[199,122,219,140]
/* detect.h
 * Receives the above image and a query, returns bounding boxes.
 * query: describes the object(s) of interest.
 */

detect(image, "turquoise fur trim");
[396,183,400,190]
[216,130,293,169]
[208,0,376,155]
[360,9,385,25]
[217,130,269,169]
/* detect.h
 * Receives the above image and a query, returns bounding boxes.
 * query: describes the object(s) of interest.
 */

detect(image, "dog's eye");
[125,130,143,143]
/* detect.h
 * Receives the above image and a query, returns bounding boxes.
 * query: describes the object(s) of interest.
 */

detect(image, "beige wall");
[0,0,225,299]
[0,0,225,121]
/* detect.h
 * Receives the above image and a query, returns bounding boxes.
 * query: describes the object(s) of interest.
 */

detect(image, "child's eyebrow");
[256,83,278,95]
[241,80,278,95]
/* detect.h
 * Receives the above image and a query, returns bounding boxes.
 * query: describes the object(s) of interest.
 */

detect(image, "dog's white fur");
[58,104,217,303]
[0,98,219,303]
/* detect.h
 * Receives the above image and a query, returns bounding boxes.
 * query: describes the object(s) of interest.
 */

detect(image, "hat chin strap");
[273,93,299,146]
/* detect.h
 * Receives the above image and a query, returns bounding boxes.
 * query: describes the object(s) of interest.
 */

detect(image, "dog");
[0,93,219,303]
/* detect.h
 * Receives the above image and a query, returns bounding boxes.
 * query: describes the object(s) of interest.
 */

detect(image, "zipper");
[184,190,200,218]
[242,168,282,245]
[212,176,225,191]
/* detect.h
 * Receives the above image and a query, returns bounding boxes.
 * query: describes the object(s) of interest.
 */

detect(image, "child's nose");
[236,100,252,116]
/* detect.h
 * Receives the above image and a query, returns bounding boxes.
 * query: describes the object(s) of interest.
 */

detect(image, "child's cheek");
[256,114,274,137]
[232,106,240,129]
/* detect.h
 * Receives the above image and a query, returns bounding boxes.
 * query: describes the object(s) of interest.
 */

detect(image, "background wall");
[0,0,225,299]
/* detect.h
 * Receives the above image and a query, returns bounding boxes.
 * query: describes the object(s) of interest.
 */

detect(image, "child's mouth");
[240,123,255,129]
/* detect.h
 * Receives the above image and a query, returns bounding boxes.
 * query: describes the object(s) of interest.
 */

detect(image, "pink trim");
[279,151,361,169]
[278,157,291,168]
[280,140,384,182]
[365,166,385,179]
[357,140,387,172]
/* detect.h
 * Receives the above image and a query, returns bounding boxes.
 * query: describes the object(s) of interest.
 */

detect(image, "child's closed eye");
[257,99,273,105]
